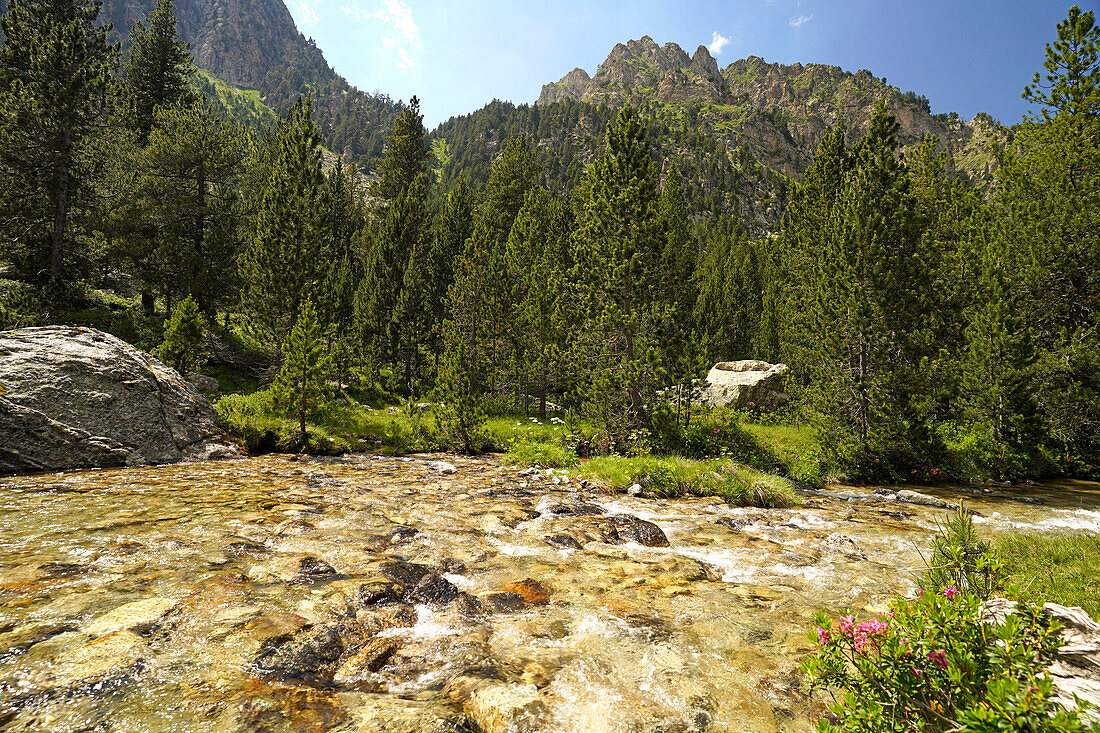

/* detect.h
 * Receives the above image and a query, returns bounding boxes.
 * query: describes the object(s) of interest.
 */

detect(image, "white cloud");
[293,0,320,27]
[790,13,813,27]
[708,31,730,55]
[340,4,364,21]
[374,0,420,45]
[344,0,420,71]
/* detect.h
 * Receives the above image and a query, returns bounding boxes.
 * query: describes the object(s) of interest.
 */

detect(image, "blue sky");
[286,0,1099,129]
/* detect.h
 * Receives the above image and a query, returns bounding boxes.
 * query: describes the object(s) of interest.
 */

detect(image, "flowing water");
[0,454,1097,733]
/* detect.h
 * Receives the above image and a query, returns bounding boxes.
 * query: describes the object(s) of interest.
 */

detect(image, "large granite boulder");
[701,360,789,409]
[0,326,239,474]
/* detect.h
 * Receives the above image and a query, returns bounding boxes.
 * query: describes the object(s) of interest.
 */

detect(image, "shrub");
[804,509,1096,732]
[154,296,206,375]
[803,590,1093,733]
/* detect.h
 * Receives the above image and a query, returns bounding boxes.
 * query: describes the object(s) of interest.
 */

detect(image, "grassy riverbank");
[998,533,1100,616]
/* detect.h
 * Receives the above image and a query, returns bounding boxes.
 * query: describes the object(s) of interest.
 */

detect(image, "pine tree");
[571,105,671,439]
[240,97,326,345]
[274,299,329,448]
[0,0,119,287]
[424,177,474,377]
[122,101,248,314]
[998,6,1100,459]
[122,0,196,146]
[154,295,206,375]
[959,238,1037,453]
[781,105,924,462]
[505,188,574,416]
[372,95,431,201]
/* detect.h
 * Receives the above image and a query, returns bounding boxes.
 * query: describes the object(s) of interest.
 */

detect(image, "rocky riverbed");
[0,454,1097,732]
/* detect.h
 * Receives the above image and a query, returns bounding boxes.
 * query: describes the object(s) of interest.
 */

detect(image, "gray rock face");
[982,599,1100,721]
[0,326,239,474]
[701,360,790,409]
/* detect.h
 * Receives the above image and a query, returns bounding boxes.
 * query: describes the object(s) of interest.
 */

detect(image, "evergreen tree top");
[1023,5,1100,119]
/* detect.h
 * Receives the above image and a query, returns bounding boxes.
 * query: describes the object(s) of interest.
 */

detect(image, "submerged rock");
[895,489,957,509]
[333,638,398,689]
[502,579,551,605]
[0,326,239,475]
[427,461,458,474]
[405,572,459,607]
[611,516,671,547]
[81,597,178,637]
[46,630,149,692]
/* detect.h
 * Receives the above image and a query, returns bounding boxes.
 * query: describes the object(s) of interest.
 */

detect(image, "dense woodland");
[0,0,1097,481]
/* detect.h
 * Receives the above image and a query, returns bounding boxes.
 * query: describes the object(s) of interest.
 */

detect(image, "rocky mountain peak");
[691,45,719,76]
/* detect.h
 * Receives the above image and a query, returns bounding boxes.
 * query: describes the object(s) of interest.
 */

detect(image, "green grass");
[192,69,278,130]
[998,533,1100,617]
[503,440,578,468]
[574,454,800,508]
[739,421,826,485]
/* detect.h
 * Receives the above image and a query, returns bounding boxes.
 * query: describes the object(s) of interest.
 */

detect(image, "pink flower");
[713,427,721,435]
[927,650,948,668]
[837,615,856,635]
[943,586,960,600]
[816,626,832,644]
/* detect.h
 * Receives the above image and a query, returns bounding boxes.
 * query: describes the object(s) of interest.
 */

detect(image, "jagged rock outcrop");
[0,327,239,474]
[982,599,1100,721]
[701,360,790,409]
[536,37,1004,183]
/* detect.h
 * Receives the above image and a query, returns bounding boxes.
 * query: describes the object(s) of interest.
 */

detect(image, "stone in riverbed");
[502,579,550,605]
[46,630,149,692]
[332,638,397,689]
[452,678,546,733]
[895,489,957,509]
[404,572,458,606]
[427,461,457,474]
[611,516,670,547]
[0,621,74,657]
[0,326,239,475]
[82,597,178,637]
[543,533,583,549]
[253,620,373,685]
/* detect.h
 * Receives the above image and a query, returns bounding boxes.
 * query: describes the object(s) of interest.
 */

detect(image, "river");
[0,454,1097,732]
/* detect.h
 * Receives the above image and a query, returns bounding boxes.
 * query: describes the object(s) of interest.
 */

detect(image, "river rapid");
[0,454,1097,733]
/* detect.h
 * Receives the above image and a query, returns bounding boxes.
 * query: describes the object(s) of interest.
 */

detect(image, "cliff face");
[537,36,1003,181]
[0,0,399,166]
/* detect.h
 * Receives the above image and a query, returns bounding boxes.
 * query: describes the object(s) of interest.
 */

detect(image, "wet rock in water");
[543,496,604,517]
[485,593,527,612]
[627,483,644,496]
[338,694,473,733]
[516,467,540,477]
[356,604,417,635]
[0,621,74,657]
[0,326,239,474]
[224,538,269,556]
[895,489,957,509]
[543,533,583,550]
[437,557,467,575]
[254,620,372,685]
[497,507,541,528]
[427,461,457,474]
[463,680,546,733]
[715,517,750,531]
[36,561,92,577]
[332,638,397,689]
[405,572,458,606]
[45,630,148,692]
[611,515,671,547]
[825,533,866,559]
[291,556,339,583]
[378,560,431,589]
[356,580,403,606]
[273,517,316,537]
[453,592,486,618]
[238,613,311,645]
[502,579,550,606]
[82,597,178,637]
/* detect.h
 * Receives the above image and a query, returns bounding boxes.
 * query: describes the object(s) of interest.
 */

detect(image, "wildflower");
[815,626,831,644]
[927,650,948,668]
[943,586,960,600]
[713,427,721,435]
[837,615,856,635]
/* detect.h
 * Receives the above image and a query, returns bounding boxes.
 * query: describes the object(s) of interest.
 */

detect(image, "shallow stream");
[0,454,1097,732]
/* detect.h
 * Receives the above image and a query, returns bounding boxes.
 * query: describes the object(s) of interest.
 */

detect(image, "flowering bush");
[802,587,1096,732]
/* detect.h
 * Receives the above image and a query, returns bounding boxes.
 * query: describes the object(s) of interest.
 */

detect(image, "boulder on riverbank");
[0,326,239,474]
[701,360,789,409]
